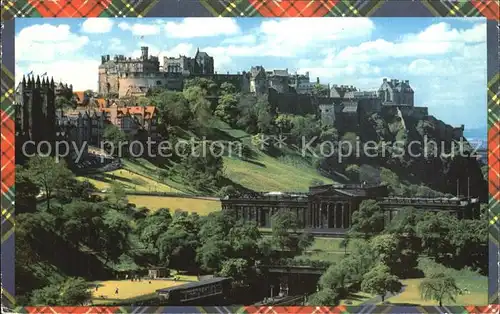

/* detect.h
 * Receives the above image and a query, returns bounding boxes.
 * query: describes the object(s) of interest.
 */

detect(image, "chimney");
[101,56,106,64]
[141,46,148,60]
[383,78,387,82]
[316,77,320,84]
[107,55,110,61]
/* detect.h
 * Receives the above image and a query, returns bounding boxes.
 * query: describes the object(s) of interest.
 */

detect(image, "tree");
[174,142,224,192]
[220,82,236,95]
[218,258,251,286]
[153,91,192,129]
[215,93,239,125]
[345,164,360,181]
[419,273,461,306]
[183,86,213,127]
[184,77,218,96]
[107,182,128,209]
[312,83,328,97]
[271,210,299,250]
[218,185,239,198]
[103,124,127,156]
[15,170,39,214]
[361,263,402,302]
[349,200,385,239]
[307,288,340,306]
[31,278,91,306]
[22,156,73,210]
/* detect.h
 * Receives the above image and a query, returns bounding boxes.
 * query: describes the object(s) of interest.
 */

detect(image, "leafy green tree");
[271,210,299,250]
[319,127,339,142]
[107,182,128,209]
[31,278,91,306]
[103,125,127,156]
[153,91,192,129]
[218,185,239,198]
[419,273,461,306]
[183,86,213,127]
[15,170,39,214]
[416,212,454,261]
[220,82,236,95]
[312,83,328,97]
[307,288,340,305]
[184,77,218,96]
[349,200,385,239]
[218,258,251,286]
[345,164,360,181]
[174,142,224,192]
[21,156,73,210]
[101,208,132,264]
[157,213,200,270]
[361,263,402,302]
[290,115,321,141]
[215,93,239,125]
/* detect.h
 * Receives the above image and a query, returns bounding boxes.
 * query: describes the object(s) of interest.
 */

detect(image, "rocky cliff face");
[325,111,488,201]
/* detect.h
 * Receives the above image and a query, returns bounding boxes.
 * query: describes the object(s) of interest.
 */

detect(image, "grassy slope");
[77,121,332,216]
[216,121,333,192]
[127,195,221,215]
[77,169,182,193]
[386,258,487,306]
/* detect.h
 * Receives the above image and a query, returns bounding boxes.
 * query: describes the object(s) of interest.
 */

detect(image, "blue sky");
[15,17,487,131]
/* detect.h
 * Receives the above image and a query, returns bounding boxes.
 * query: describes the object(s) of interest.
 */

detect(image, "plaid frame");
[1,0,159,19]
[0,0,499,312]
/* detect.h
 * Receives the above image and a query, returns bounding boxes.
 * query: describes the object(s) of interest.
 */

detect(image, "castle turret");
[141,46,148,60]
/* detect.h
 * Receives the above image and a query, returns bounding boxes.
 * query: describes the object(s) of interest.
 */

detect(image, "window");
[156,80,162,85]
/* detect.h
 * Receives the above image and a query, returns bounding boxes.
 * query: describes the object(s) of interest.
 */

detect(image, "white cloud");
[203,18,375,59]
[118,21,160,36]
[222,34,257,45]
[15,24,90,62]
[164,18,241,38]
[16,59,100,91]
[296,22,486,84]
[108,38,126,52]
[81,18,114,33]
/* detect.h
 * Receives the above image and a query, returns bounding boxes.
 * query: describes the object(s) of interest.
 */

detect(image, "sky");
[15,17,487,131]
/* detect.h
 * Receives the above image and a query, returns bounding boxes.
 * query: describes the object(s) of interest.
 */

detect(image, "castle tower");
[141,46,148,60]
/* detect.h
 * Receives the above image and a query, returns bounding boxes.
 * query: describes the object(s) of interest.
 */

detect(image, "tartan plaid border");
[200,0,499,18]
[1,0,160,19]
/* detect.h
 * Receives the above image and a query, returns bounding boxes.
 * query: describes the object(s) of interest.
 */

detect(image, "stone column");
[340,203,344,229]
[346,203,352,228]
[312,204,316,228]
[327,203,331,228]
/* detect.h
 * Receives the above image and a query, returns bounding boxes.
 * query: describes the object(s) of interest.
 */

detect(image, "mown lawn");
[77,169,182,193]
[386,257,488,306]
[91,279,186,304]
[126,195,221,216]
[385,277,487,306]
[223,152,333,192]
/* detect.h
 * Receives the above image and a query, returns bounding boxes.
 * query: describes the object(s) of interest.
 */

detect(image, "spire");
[50,77,55,88]
[27,76,33,87]
[35,75,41,87]
[22,75,26,87]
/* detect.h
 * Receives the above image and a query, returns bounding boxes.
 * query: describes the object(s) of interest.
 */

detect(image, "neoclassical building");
[221,184,480,232]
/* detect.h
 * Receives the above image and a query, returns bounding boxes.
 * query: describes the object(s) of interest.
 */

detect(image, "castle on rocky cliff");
[97,46,464,139]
